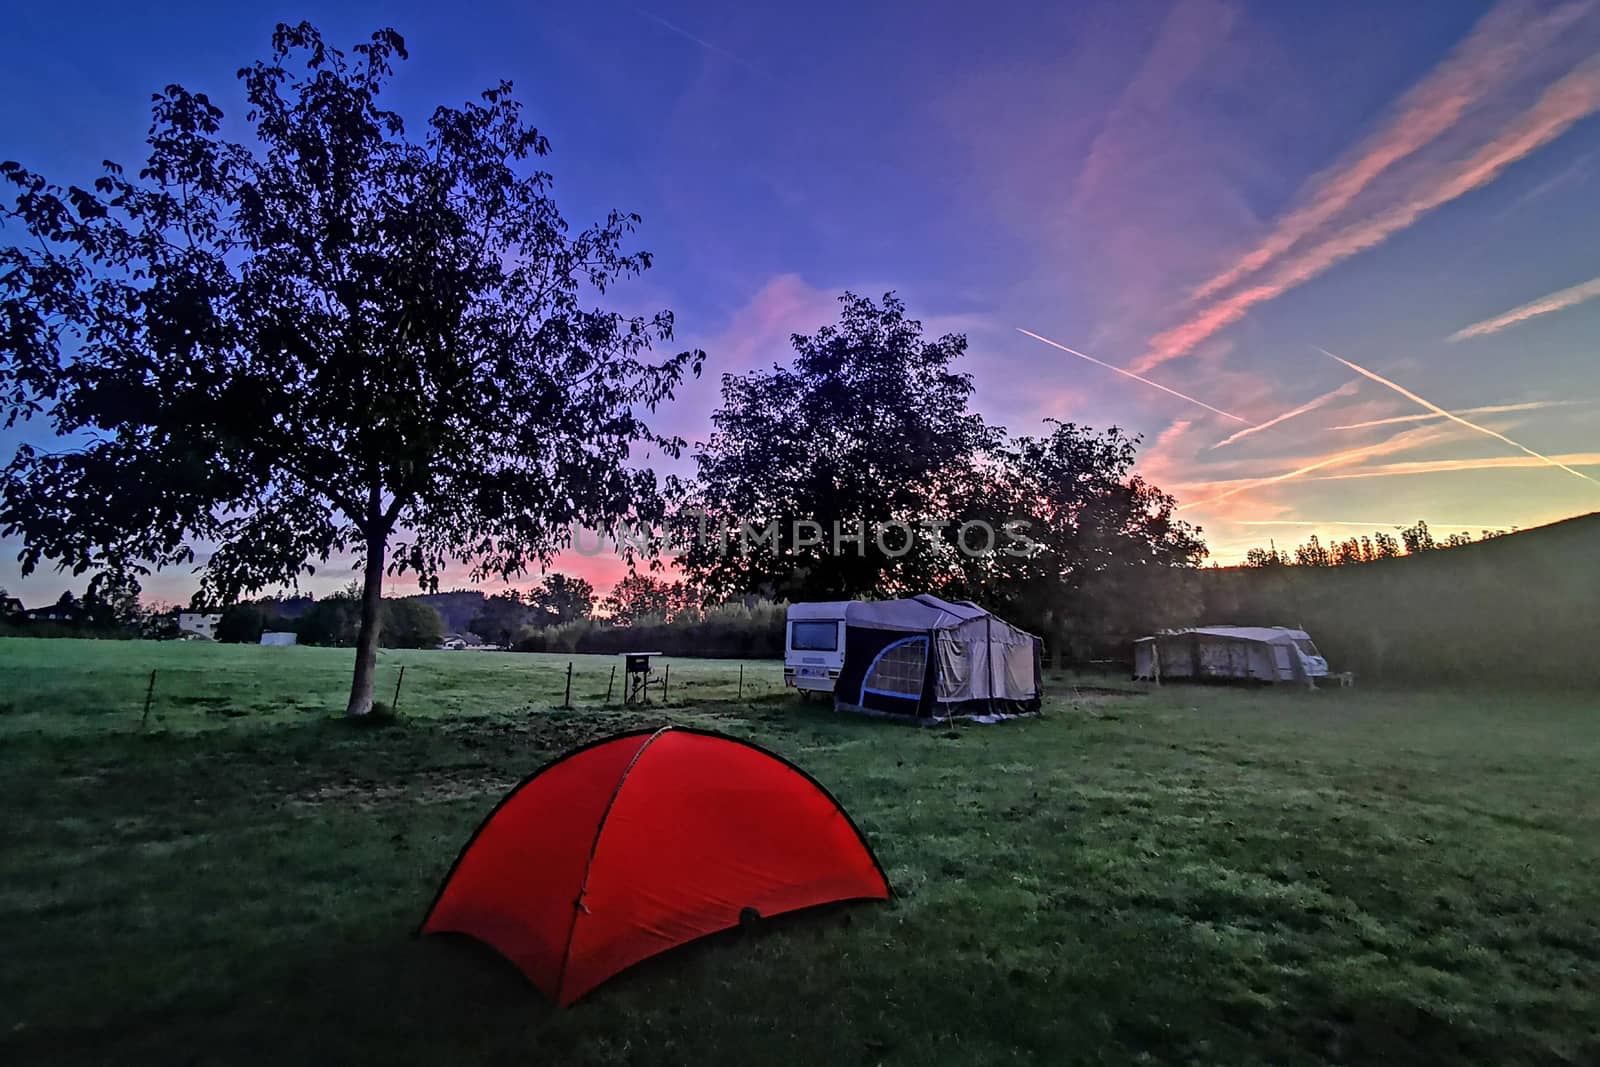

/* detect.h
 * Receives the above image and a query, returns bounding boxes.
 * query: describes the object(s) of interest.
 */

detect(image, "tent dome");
[419,726,891,1004]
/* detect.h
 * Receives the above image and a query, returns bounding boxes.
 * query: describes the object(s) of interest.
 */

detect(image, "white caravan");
[1133,626,1330,686]
[783,601,850,694]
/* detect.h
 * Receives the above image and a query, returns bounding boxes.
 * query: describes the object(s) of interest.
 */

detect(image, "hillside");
[404,590,487,634]
[1198,512,1600,686]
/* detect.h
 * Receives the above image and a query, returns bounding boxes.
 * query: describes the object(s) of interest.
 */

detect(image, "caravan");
[786,596,1043,720]
[1133,626,1330,686]
[783,601,850,695]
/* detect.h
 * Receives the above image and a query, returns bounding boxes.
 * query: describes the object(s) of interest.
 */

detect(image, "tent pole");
[986,615,994,717]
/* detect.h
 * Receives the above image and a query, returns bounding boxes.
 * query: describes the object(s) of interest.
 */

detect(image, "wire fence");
[0,643,791,736]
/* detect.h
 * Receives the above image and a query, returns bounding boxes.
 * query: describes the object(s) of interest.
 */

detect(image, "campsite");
[4,5,1600,1065]
[3,637,1598,1065]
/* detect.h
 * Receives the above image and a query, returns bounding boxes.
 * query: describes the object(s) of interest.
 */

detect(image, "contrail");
[1448,273,1600,340]
[1138,52,1600,372]
[1211,381,1360,449]
[1310,452,1600,480]
[1016,328,1252,425]
[626,5,772,80]
[1189,0,1591,304]
[1176,439,1407,511]
[1316,347,1600,485]
[1332,399,1584,430]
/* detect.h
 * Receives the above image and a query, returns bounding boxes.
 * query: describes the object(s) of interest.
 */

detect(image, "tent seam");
[552,724,674,1002]
[413,727,660,939]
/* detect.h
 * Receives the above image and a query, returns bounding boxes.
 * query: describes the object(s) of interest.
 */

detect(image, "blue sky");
[3,0,1598,604]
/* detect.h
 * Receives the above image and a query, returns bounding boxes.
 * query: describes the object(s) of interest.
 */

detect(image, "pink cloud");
[1159,420,1458,510]
[1187,0,1593,303]
[1137,41,1600,371]
[652,273,840,448]
[711,273,840,372]
[1072,0,1242,211]
[1447,272,1600,340]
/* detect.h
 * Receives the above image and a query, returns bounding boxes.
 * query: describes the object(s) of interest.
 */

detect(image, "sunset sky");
[2,0,1597,605]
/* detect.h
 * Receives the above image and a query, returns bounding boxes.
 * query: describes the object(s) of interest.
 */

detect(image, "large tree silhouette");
[0,24,700,713]
[675,292,996,599]
[951,421,1208,659]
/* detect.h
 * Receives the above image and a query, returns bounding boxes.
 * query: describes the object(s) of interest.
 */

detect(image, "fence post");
[392,665,406,712]
[563,661,573,709]
[605,664,616,705]
[738,663,743,701]
[141,669,157,728]
[662,663,670,704]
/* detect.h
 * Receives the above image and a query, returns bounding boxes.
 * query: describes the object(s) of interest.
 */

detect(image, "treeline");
[455,575,597,646]
[0,579,173,640]
[1202,513,1597,687]
[516,600,785,658]
[1243,521,1511,567]
[218,589,444,649]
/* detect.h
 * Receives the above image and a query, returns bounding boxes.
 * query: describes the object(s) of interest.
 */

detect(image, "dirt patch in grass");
[1062,685,1148,697]
[288,769,519,810]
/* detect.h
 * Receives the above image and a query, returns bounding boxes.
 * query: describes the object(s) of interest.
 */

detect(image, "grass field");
[2,638,1597,1065]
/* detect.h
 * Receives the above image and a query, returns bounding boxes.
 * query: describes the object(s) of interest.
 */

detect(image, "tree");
[140,603,182,640]
[1245,542,1290,567]
[1400,520,1436,554]
[381,598,443,648]
[217,602,273,643]
[0,24,700,714]
[602,573,697,624]
[468,591,529,646]
[1293,535,1333,567]
[675,292,996,600]
[957,421,1207,660]
[534,573,594,624]
[82,571,145,632]
[295,588,361,647]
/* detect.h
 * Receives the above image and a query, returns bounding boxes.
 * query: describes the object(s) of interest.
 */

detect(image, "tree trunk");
[346,530,387,717]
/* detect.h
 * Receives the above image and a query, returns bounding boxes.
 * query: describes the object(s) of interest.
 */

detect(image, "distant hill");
[1198,512,1600,687]
[404,590,487,634]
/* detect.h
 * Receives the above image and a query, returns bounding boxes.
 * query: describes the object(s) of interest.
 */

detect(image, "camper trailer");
[784,601,850,694]
[1133,626,1329,686]
[786,596,1043,720]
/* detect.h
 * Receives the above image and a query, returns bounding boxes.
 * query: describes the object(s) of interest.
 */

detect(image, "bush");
[217,603,273,643]
[514,600,787,658]
[381,598,444,649]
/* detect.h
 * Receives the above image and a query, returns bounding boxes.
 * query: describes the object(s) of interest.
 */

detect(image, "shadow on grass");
[3,903,895,1067]
[5,935,552,1066]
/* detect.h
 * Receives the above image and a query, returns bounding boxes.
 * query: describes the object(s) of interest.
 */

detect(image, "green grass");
[0,638,789,736]
[1,639,1597,1065]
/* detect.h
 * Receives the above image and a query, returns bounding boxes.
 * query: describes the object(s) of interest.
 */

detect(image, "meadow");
[1,638,1596,1065]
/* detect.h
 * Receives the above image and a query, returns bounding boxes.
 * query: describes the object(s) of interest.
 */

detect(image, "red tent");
[419,726,891,1004]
